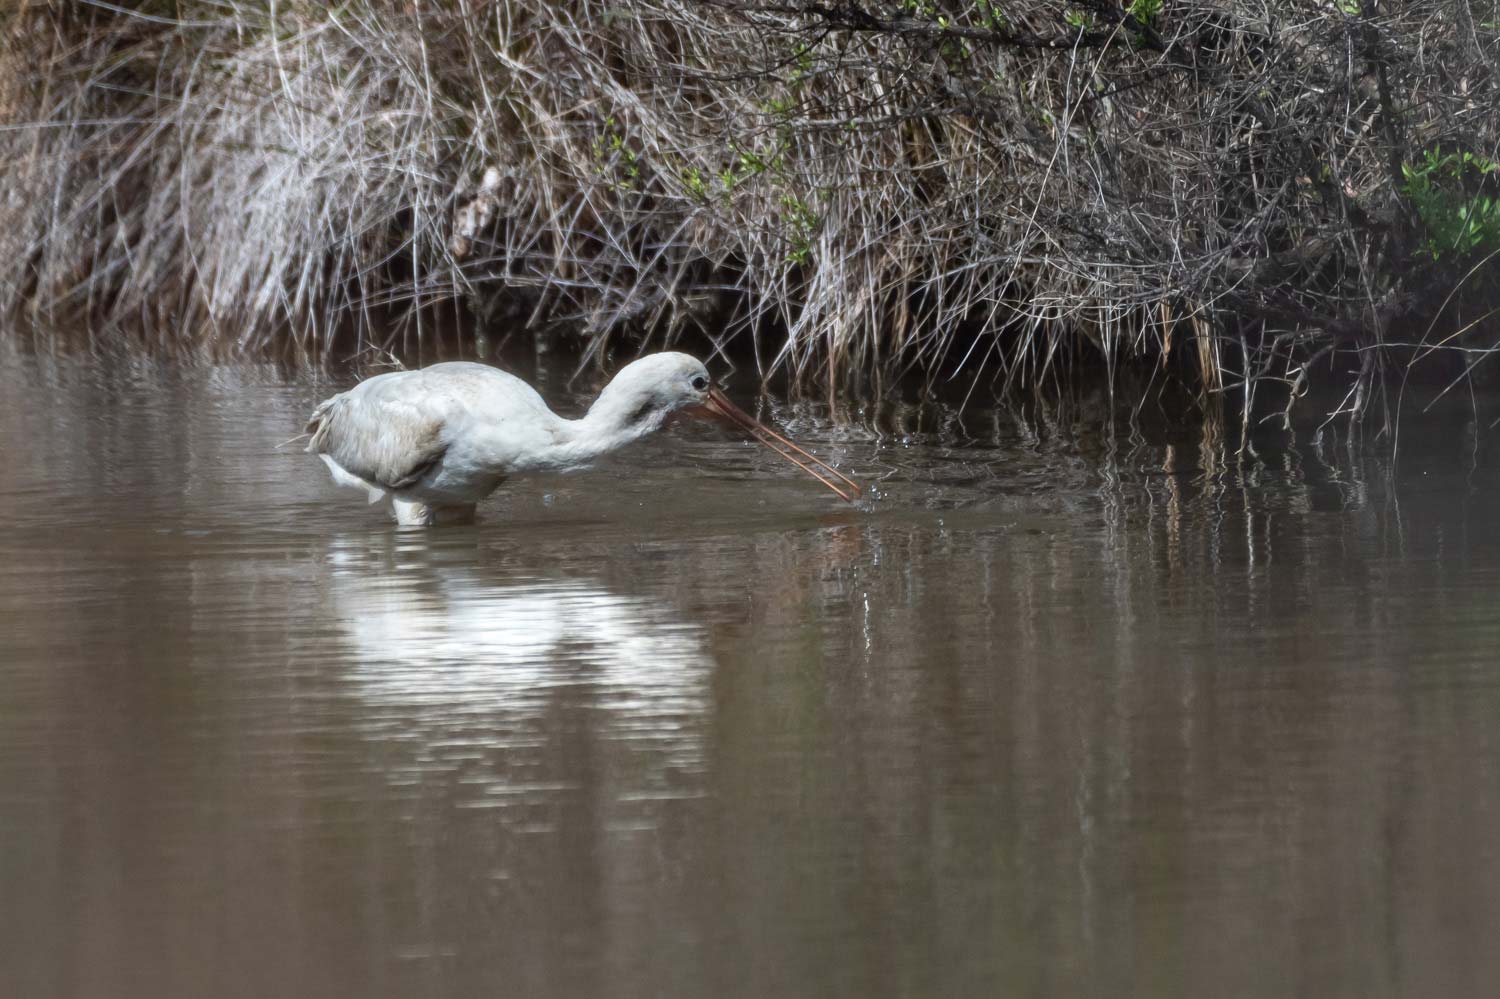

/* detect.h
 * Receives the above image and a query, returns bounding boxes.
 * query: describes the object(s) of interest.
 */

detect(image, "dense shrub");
[3,2,1499,417]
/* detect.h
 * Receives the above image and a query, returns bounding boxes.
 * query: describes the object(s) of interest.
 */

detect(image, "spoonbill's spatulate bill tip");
[697,386,862,502]
[305,352,860,525]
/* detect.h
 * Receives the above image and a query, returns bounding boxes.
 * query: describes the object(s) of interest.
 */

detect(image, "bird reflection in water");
[324,535,714,805]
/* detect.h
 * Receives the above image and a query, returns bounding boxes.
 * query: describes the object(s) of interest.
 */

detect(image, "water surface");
[3,340,1500,998]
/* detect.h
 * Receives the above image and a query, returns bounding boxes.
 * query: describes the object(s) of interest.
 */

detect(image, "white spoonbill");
[305,352,860,525]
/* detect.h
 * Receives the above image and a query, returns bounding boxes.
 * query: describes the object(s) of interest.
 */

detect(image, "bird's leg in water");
[391,499,477,527]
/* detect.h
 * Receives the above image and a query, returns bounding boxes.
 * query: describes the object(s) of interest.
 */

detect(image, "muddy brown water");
[4,339,1500,998]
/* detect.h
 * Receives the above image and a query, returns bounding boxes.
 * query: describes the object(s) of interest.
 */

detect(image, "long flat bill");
[701,386,862,502]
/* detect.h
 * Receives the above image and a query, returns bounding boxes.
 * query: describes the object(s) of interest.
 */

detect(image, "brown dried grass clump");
[3,2,1499,417]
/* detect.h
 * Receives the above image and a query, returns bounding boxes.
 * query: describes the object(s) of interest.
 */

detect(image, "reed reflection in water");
[3,342,1500,998]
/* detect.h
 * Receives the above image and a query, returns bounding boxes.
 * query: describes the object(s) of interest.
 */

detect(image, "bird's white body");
[306,351,859,526]
[307,355,705,525]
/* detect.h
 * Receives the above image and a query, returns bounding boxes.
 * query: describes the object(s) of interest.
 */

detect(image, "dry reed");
[3,1,1499,417]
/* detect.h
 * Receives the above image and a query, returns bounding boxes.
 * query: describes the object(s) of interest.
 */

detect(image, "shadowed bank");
[5,1,1500,425]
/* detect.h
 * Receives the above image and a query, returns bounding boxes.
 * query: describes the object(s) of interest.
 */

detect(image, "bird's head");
[599,352,714,425]
[593,352,861,501]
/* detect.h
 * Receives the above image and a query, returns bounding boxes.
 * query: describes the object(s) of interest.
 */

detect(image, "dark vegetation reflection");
[3,340,1500,999]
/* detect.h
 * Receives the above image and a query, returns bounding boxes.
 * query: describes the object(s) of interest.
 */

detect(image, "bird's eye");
[691,375,708,391]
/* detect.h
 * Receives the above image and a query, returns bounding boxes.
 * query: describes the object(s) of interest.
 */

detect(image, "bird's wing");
[305,374,450,490]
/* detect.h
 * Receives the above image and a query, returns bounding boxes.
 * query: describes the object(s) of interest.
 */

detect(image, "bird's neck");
[552,395,663,465]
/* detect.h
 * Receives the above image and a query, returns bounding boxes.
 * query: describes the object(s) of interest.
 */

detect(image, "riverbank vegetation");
[4,1,1500,422]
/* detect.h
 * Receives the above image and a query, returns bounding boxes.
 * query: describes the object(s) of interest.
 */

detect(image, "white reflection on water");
[325,535,714,784]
